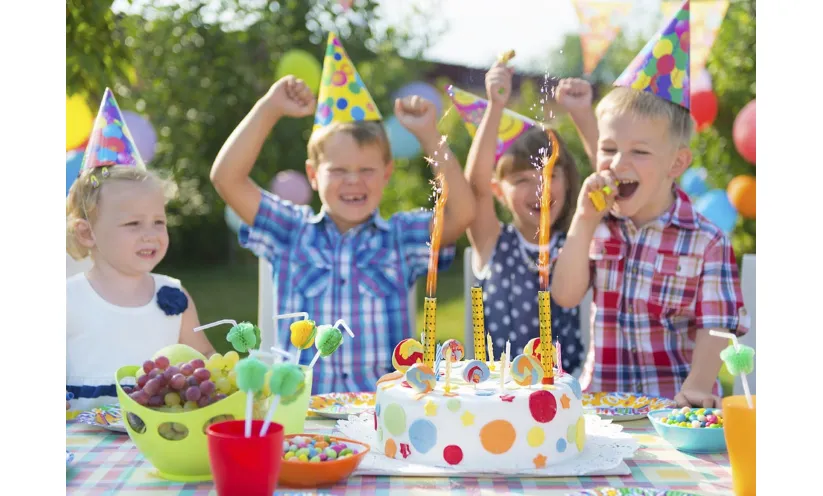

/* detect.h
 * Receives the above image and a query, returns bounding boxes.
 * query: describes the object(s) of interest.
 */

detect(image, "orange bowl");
[278,434,369,488]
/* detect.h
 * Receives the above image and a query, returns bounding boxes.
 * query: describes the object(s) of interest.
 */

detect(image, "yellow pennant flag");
[662,0,730,77]
[573,0,633,75]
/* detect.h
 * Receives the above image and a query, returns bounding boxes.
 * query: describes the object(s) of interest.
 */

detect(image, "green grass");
[168,260,735,396]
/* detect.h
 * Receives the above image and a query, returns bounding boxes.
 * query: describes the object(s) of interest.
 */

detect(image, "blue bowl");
[647,409,727,454]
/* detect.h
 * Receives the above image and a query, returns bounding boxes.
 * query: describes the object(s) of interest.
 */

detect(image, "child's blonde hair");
[495,127,581,234]
[596,87,695,147]
[307,120,392,166]
[66,166,175,260]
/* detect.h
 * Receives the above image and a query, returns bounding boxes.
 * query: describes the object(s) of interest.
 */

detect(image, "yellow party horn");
[588,181,620,212]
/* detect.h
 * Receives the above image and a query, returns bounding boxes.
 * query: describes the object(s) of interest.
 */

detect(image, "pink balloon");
[271,170,312,205]
[733,100,756,165]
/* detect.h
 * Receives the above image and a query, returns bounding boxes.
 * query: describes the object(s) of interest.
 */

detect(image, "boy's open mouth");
[617,180,639,199]
[340,194,367,205]
[137,249,157,259]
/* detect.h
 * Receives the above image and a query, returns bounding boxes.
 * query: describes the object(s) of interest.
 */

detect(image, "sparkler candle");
[471,286,487,361]
[423,174,448,367]
[537,130,560,384]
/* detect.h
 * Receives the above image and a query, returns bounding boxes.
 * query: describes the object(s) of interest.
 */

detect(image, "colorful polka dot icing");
[613,0,690,109]
[375,360,584,469]
[313,32,382,130]
[446,85,537,162]
[81,88,146,171]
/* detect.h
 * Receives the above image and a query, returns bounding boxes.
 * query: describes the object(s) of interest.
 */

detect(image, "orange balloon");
[727,175,756,219]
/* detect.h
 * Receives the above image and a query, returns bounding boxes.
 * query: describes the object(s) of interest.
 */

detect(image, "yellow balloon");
[66,94,94,150]
[275,50,322,95]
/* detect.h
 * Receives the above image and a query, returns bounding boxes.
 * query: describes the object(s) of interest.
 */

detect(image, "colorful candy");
[290,320,317,349]
[658,407,724,428]
[441,339,465,362]
[392,338,425,373]
[282,436,359,462]
[405,363,436,394]
[524,337,542,362]
[462,359,490,384]
[510,354,544,386]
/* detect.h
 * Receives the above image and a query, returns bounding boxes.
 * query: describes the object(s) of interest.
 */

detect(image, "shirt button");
[636,385,643,393]
[631,266,638,275]
[631,347,637,354]
[340,277,346,284]
[342,372,349,380]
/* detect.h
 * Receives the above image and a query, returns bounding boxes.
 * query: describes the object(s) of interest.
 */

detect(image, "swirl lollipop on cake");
[510,354,544,387]
[462,360,490,390]
[392,338,424,373]
[405,363,436,395]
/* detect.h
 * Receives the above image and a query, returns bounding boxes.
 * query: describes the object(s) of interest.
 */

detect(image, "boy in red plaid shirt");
[553,1,749,408]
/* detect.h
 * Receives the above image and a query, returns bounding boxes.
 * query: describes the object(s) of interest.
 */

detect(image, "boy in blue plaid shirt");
[211,34,474,394]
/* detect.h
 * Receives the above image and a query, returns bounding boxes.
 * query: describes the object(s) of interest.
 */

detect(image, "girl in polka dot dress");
[463,62,595,375]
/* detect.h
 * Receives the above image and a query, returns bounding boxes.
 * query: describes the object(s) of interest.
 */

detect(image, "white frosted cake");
[374,351,586,470]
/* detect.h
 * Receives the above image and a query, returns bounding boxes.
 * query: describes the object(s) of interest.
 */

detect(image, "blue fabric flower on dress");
[156,286,188,316]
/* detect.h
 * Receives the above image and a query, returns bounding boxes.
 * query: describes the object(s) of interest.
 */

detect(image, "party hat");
[614,0,690,109]
[445,85,537,162]
[313,32,382,130]
[80,88,146,171]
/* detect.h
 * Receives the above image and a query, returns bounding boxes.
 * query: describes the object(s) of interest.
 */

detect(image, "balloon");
[122,111,158,163]
[692,69,713,93]
[726,175,756,219]
[733,99,756,164]
[384,115,421,159]
[392,81,444,117]
[679,167,709,198]
[275,50,322,95]
[224,206,246,234]
[691,90,718,132]
[271,170,313,205]
[66,149,85,196]
[66,94,94,151]
[695,189,738,234]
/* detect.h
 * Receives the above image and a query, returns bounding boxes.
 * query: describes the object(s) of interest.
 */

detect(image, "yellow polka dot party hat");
[613,0,690,109]
[313,32,382,130]
[445,85,538,162]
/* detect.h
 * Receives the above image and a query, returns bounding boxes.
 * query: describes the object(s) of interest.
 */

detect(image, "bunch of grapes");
[205,351,240,396]
[128,355,231,412]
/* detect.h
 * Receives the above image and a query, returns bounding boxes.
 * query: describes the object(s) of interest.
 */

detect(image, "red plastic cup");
[206,420,284,496]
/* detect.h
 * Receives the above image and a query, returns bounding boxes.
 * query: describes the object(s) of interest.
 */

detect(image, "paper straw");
[709,330,753,408]
[259,395,281,437]
[244,391,254,438]
[193,319,237,333]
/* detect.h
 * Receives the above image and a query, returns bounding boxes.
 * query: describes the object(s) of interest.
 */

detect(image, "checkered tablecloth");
[66,417,734,495]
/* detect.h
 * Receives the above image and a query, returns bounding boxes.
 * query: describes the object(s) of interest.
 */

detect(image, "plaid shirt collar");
[307,206,391,232]
[607,184,699,231]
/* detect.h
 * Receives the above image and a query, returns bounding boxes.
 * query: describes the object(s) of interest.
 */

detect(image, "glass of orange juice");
[723,395,756,495]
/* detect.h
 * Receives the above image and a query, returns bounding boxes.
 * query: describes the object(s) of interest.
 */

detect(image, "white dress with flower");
[66,273,187,412]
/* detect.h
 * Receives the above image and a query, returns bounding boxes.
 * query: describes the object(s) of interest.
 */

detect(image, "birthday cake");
[374,337,585,470]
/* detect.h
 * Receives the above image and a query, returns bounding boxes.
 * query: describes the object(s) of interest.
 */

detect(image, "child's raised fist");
[394,95,437,138]
[556,78,593,112]
[263,75,316,118]
[486,61,514,105]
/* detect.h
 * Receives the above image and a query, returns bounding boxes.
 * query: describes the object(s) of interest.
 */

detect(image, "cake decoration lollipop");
[235,357,268,437]
[193,319,261,353]
[442,339,465,362]
[405,363,436,394]
[462,359,490,389]
[710,330,755,408]
[259,363,306,436]
[524,337,542,362]
[510,354,545,387]
[392,338,424,373]
[308,319,355,368]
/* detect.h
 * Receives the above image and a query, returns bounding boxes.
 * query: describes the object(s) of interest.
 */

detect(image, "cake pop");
[259,363,306,436]
[235,357,268,437]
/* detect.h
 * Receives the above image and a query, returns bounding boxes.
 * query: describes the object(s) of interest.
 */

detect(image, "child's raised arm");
[394,96,475,245]
[210,76,316,225]
[556,78,598,168]
[464,61,513,268]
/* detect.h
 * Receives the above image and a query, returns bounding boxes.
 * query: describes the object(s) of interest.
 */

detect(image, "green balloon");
[275,49,322,95]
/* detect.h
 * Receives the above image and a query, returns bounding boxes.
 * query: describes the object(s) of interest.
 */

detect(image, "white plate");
[309,392,375,419]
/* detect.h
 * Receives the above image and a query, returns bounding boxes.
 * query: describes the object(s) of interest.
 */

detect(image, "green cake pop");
[259,363,306,436]
[226,322,260,353]
[720,344,755,376]
[235,357,268,437]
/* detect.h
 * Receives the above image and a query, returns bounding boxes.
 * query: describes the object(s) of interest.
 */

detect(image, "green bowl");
[115,364,313,482]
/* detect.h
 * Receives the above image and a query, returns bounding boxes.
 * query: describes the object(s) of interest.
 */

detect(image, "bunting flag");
[661,0,729,78]
[573,0,633,75]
